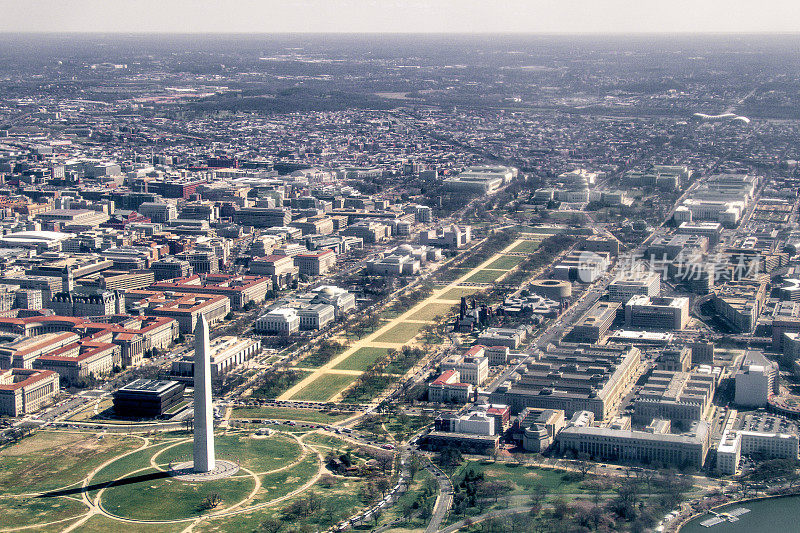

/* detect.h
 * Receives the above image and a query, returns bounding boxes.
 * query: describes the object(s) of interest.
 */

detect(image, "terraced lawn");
[486,254,526,270]
[464,269,505,283]
[373,321,425,344]
[412,302,458,322]
[290,373,358,401]
[230,407,353,423]
[510,240,543,253]
[333,347,390,371]
[439,287,481,301]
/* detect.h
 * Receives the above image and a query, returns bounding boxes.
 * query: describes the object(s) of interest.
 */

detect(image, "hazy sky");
[1,0,799,34]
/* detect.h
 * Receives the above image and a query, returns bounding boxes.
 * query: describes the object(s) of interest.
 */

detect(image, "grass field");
[516,226,563,235]
[439,287,481,301]
[373,321,425,344]
[486,254,526,270]
[333,347,390,371]
[0,432,141,495]
[464,269,505,283]
[412,302,458,322]
[290,374,358,401]
[230,406,353,423]
[511,240,543,253]
[454,461,589,496]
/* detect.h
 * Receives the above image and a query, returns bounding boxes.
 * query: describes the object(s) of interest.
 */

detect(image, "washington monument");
[193,315,215,473]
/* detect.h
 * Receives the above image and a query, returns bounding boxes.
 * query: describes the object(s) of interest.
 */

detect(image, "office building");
[633,370,715,427]
[608,270,661,302]
[558,411,710,469]
[734,351,779,407]
[294,250,336,276]
[624,295,689,330]
[172,336,260,381]
[428,369,473,403]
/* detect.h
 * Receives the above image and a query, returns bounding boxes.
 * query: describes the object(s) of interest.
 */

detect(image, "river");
[680,495,800,533]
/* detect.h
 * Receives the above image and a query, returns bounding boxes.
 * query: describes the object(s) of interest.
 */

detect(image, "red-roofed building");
[149,274,271,310]
[0,314,179,367]
[485,404,511,432]
[0,368,59,416]
[34,340,120,386]
[428,369,474,403]
[126,290,230,333]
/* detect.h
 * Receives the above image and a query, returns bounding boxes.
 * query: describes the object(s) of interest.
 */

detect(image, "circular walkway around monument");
[169,459,240,481]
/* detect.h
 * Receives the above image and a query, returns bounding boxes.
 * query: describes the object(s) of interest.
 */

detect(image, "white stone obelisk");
[193,315,216,473]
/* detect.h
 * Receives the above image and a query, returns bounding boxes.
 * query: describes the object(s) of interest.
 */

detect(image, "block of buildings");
[440,346,489,386]
[490,344,641,421]
[248,255,299,289]
[713,276,769,333]
[0,332,81,369]
[508,407,566,452]
[254,308,300,335]
[552,251,610,283]
[476,327,527,349]
[33,340,120,386]
[125,290,230,333]
[657,346,692,372]
[150,274,272,310]
[419,225,472,249]
[572,301,620,342]
[608,269,661,302]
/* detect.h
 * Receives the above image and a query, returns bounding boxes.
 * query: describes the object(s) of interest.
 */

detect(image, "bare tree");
[200,493,222,510]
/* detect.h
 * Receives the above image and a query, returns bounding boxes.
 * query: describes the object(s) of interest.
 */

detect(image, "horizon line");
[2,30,800,36]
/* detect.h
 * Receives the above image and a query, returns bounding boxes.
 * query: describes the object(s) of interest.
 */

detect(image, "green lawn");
[486,254,526,270]
[333,347,390,371]
[100,466,255,521]
[454,461,590,496]
[154,434,303,473]
[412,302,458,322]
[438,267,470,281]
[464,269,505,283]
[250,453,320,505]
[71,515,185,533]
[515,226,563,235]
[373,321,425,344]
[230,406,353,423]
[0,494,87,528]
[290,374,358,401]
[0,431,141,495]
[439,287,481,301]
[511,240,543,253]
